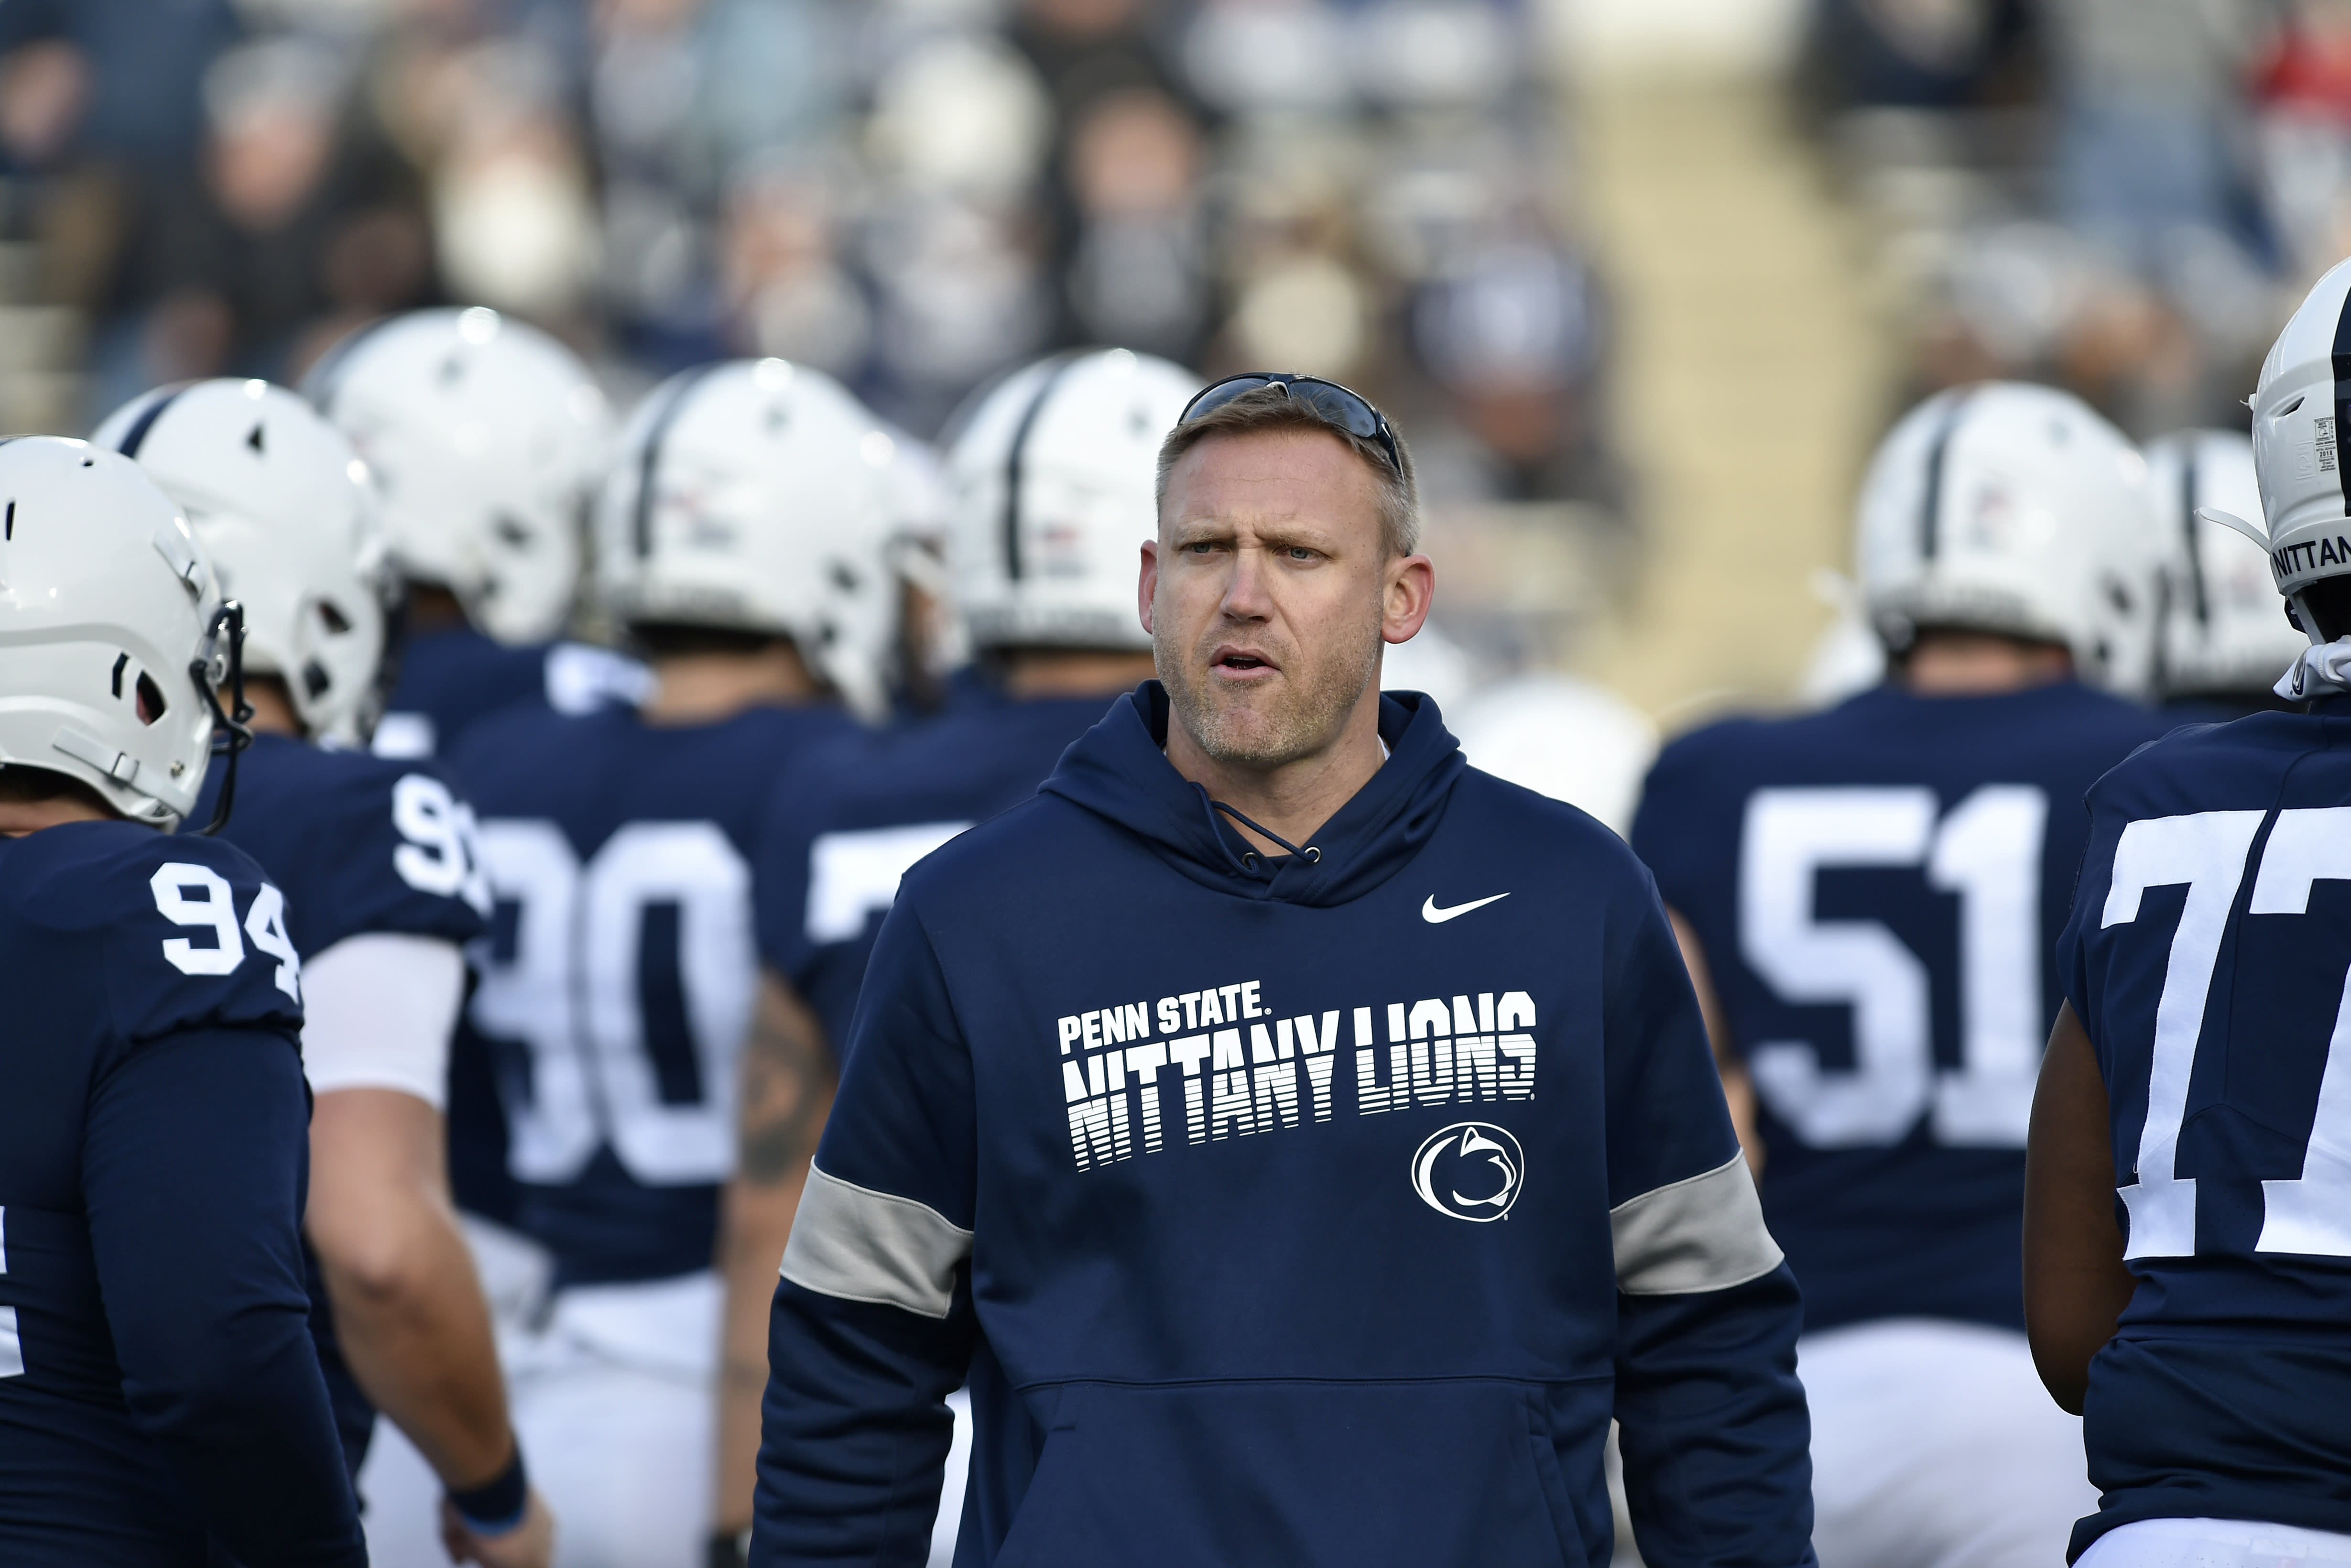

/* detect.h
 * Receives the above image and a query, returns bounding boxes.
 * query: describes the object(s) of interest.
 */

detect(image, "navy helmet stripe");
[631,364,719,560]
[1001,355,1082,585]
[112,385,194,459]
[1918,390,1972,561]
[2180,439,2210,627]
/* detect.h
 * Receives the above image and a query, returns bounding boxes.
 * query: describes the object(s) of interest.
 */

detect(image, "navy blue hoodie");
[752,685,1814,1568]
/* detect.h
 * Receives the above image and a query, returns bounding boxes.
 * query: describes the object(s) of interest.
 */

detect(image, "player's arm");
[85,1024,367,1568]
[2023,1000,2135,1416]
[751,904,978,1568]
[1609,892,1814,1568]
[301,933,553,1567]
[715,967,839,1547]
[1666,905,1764,1176]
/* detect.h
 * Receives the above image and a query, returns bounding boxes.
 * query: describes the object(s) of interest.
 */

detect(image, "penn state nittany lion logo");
[1411,1122,1524,1223]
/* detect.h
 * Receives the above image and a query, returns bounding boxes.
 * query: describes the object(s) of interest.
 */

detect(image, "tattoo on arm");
[737,979,836,1186]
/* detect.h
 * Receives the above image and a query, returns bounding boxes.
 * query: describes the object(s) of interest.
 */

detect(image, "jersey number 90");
[468,820,753,1187]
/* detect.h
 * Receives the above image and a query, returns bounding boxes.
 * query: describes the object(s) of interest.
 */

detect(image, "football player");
[2027,257,2351,1567]
[306,305,628,1412]
[712,347,1197,1562]
[97,380,553,1568]
[1631,382,2177,1568]
[0,437,365,1565]
[2146,429,2309,717]
[456,357,895,1568]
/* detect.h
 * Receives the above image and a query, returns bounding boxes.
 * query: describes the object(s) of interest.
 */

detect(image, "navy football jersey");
[2058,698,2351,1553]
[1633,680,2175,1333]
[199,732,491,958]
[0,821,363,1566]
[754,688,1118,1049]
[196,731,492,1470]
[374,625,650,762]
[452,700,860,1288]
[375,625,645,1228]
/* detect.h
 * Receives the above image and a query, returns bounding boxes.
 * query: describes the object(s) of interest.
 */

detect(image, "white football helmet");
[2147,429,2307,698]
[2211,256,2351,644]
[95,379,391,746]
[304,306,610,645]
[1854,381,2161,694]
[595,358,899,720]
[1448,674,1659,839]
[944,348,1201,652]
[0,437,246,829]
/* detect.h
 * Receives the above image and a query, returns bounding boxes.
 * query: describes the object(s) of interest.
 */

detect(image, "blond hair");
[1154,384,1420,556]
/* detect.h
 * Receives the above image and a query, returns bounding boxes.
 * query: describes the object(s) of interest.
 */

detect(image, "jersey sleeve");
[2057,777,2130,1039]
[84,1023,366,1567]
[99,836,306,1049]
[291,759,491,957]
[752,891,979,1566]
[1629,727,1734,923]
[1597,862,1815,1568]
[299,933,468,1105]
[751,765,827,993]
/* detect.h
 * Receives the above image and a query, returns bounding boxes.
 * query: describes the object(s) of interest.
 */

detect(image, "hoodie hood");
[1039,681,1468,906]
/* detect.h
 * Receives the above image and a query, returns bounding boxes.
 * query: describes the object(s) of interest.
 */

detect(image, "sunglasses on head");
[1177,373,1404,480]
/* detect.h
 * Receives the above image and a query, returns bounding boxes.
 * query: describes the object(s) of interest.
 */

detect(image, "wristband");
[448,1445,529,1536]
[707,1529,751,1568]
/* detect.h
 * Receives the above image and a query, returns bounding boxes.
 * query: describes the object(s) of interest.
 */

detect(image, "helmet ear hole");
[134,671,167,726]
[317,598,353,634]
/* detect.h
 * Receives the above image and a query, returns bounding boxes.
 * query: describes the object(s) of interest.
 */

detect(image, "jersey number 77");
[2101,807,2351,1260]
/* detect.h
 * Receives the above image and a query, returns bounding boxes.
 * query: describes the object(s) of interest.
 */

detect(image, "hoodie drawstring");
[1207,795,1322,873]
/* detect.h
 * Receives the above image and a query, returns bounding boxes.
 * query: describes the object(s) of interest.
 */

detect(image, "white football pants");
[359,1261,716,1568]
[1799,1318,2096,1568]
[509,1270,721,1568]
[2079,1516,2351,1568]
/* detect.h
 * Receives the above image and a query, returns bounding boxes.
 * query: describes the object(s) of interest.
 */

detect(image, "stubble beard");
[1158,600,1384,770]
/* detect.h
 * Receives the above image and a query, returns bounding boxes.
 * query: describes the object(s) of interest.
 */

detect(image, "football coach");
[749,375,1815,1567]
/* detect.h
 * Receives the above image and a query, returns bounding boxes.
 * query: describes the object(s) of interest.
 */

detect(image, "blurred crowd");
[1802,0,2351,439]
[17,0,2351,662]
[0,0,1617,513]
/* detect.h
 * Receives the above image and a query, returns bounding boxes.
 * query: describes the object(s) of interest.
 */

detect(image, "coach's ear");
[2199,506,2269,550]
[1381,552,1435,646]
[1139,538,1159,638]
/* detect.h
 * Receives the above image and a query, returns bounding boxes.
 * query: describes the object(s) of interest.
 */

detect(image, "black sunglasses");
[1178,373,1404,480]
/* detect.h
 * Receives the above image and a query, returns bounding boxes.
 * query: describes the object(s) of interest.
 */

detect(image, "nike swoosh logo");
[1422,892,1510,924]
